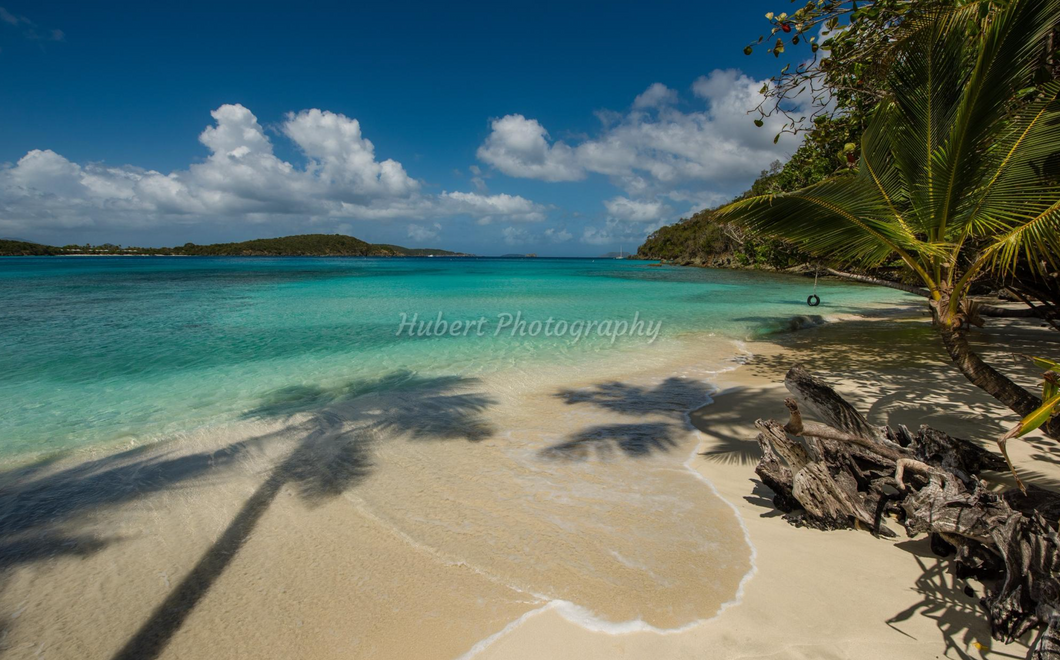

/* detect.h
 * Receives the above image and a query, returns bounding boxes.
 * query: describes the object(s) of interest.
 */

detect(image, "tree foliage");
[745,0,1003,136]
[0,234,465,257]
[719,0,1060,429]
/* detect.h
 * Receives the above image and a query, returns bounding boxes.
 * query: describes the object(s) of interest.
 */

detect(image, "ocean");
[0,257,913,659]
[0,256,906,459]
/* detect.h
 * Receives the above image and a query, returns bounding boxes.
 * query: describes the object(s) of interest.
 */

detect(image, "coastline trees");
[720,0,1060,435]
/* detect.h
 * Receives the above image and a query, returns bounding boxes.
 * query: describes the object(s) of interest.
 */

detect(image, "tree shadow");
[690,312,1057,658]
[0,370,494,659]
[543,377,712,460]
[108,370,494,660]
[693,385,777,466]
[0,437,272,571]
[739,316,1056,448]
[888,539,1030,660]
[554,376,712,416]
[541,422,681,461]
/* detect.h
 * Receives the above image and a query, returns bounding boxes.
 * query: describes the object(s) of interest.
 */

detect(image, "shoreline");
[461,340,761,659]
[0,330,756,659]
[4,302,1053,659]
[469,310,1057,660]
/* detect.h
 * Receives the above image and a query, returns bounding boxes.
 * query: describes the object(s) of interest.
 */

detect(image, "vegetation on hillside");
[0,234,466,257]
[0,240,64,256]
[637,114,860,268]
[719,0,1060,436]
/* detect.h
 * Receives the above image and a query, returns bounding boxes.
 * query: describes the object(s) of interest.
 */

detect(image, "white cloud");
[579,220,655,248]
[632,83,678,109]
[603,196,672,223]
[544,227,572,243]
[282,108,419,200]
[581,226,615,246]
[477,72,803,207]
[0,103,547,235]
[476,114,584,182]
[439,191,546,225]
[407,223,441,242]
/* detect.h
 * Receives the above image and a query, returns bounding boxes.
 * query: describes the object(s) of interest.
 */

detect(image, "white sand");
[2,311,1055,659]
[471,314,1058,660]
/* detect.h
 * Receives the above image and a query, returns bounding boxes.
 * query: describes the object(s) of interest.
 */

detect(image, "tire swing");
[807,265,821,307]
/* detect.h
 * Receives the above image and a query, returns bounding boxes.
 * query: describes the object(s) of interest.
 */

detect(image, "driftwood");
[755,364,1060,657]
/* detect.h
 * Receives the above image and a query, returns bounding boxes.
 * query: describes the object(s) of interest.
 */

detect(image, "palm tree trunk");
[935,322,1060,439]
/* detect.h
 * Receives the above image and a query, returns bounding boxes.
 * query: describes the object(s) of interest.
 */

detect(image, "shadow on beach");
[0,370,496,660]
[691,313,1058,656]
[541,377,713,460]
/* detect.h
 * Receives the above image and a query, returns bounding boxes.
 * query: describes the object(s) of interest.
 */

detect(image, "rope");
[807,264,821,307]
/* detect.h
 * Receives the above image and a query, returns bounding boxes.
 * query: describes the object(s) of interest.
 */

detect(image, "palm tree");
[719,0,1060,436]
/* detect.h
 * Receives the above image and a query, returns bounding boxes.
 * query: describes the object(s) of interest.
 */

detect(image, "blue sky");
[0,0,811,255]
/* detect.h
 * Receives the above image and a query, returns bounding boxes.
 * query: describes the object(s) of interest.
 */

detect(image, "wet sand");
[472,311,1060,660]
[0,337,753,659]
[3,307,1056,660]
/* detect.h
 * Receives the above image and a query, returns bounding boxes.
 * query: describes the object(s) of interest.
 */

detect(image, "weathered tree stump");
[753,364,1060,657]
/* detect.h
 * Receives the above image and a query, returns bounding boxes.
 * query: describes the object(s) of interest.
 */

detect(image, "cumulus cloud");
[581,226,616,246]
[407,222,441,242]
[440,190,546,225]
[603,196,672,223]
[544,227,572,243]
[0,104,546,235]
[632,83,678,109]
[477,71,803,219]
[476,115,584,182]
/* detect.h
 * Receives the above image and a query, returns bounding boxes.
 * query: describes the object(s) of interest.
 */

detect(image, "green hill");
[636,117,857,270]
[0,234,467,257]
[0,239,63,256]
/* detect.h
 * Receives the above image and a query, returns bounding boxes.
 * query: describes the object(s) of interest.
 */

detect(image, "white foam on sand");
[458,340,761,659]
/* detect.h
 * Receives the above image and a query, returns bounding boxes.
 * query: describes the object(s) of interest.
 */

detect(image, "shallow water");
[0,258,912,659]
[0,257,906,459]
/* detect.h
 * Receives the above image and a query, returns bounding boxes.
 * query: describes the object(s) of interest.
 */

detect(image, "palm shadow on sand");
[0,370,493,660]
[542,377,711,460]
[106,370,495,660]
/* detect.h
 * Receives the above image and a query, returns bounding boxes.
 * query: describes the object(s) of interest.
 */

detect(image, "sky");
[0,0,815,256]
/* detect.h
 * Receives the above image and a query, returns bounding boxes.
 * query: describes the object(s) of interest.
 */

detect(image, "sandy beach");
[472,308,1059,660]
[1,302,1056,660]
[6,0,1059,654]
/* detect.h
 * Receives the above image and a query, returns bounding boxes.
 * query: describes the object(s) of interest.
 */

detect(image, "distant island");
[0,234,470,257]
[499,253,537,258]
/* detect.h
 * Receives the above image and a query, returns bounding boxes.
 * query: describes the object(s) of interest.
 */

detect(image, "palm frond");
[984,197,1060,276]
[933,0,1060,239]
[886,9,970,236]
[859,102,916,240]
[716,178,939,285]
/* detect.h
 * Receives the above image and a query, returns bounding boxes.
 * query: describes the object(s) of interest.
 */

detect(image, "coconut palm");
[718,0,1060,436]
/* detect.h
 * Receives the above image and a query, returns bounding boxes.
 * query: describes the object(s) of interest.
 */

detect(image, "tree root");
[754,364,1060,652]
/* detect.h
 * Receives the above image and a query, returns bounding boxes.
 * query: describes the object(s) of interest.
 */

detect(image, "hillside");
[636,209,805,270]
[0,239,63,256]
[0,234,466,257]
[636,116,859,269]
[636,211,740,266]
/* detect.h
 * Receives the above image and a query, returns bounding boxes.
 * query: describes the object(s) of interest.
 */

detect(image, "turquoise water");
[0,257,911,457]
